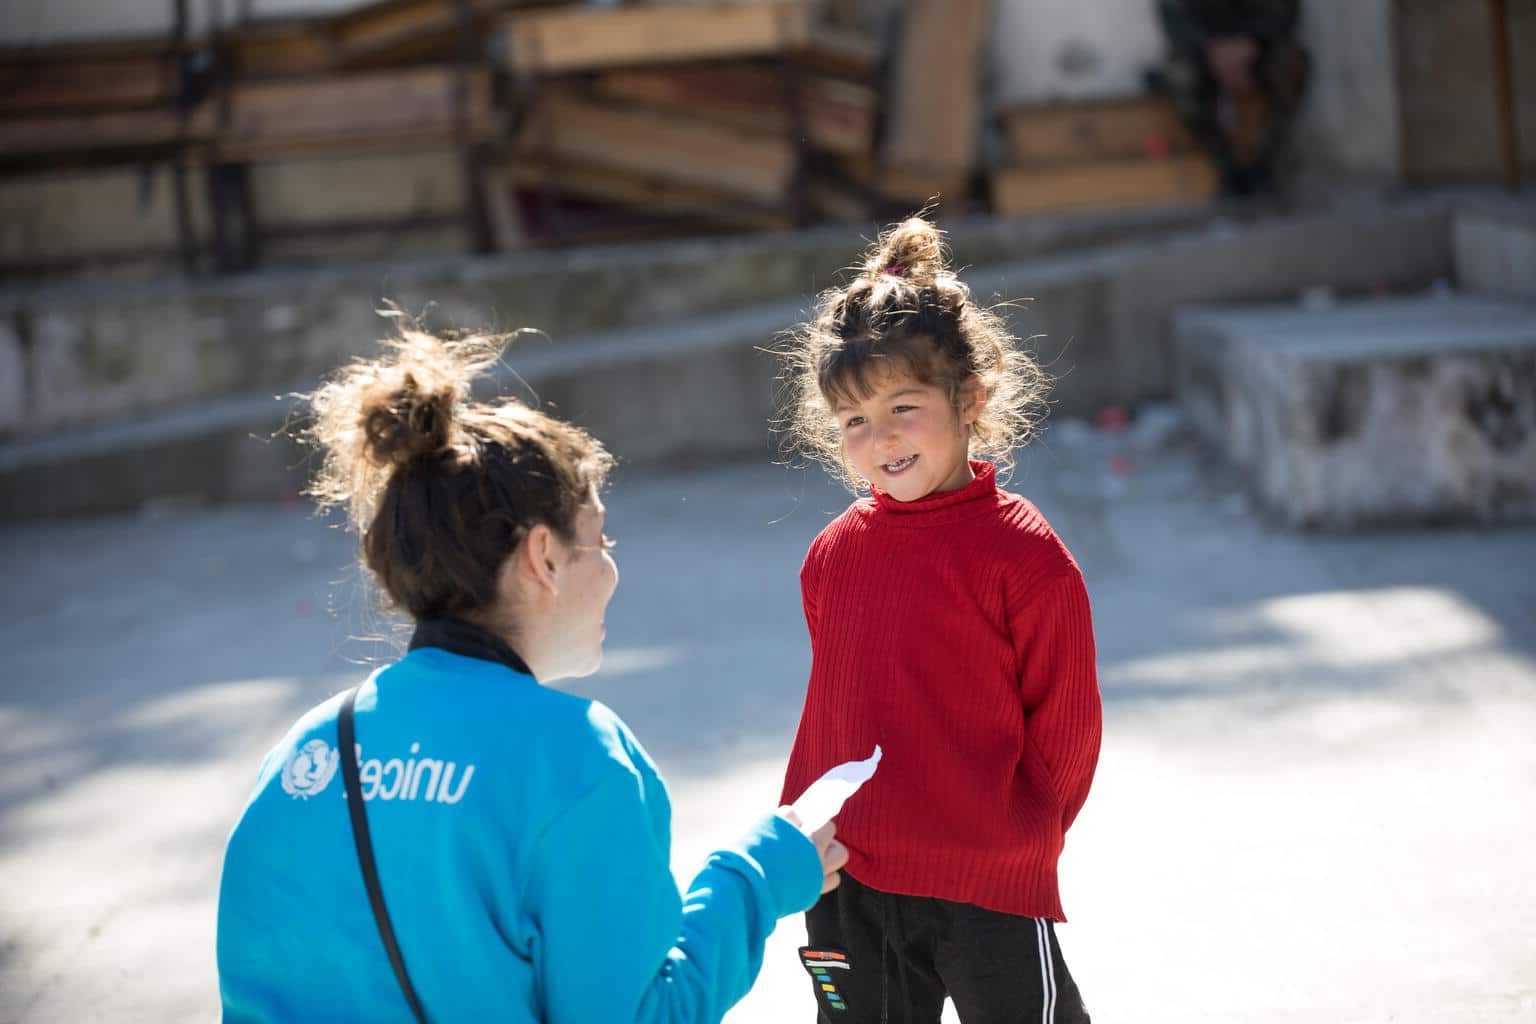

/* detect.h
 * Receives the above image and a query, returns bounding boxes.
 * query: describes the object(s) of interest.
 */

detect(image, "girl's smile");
[833,368,981,502]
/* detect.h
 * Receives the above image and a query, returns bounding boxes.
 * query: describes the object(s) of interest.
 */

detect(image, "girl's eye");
[893,405,915,413]
[843,416,866,429]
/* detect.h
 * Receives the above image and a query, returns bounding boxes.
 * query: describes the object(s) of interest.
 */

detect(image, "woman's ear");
[519,523,560,597]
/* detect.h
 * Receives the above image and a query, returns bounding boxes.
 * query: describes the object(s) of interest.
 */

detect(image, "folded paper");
[791,745,882,834]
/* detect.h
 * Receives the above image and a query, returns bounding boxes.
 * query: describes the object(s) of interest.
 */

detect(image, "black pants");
[802,873,1090,1024]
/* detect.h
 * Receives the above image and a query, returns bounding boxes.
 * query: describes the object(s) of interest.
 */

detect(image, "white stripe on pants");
[1035,918,1057,1024]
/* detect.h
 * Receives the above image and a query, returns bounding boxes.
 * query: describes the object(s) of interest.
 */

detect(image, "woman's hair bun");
[304,325,507,529]
[362,370,456,468]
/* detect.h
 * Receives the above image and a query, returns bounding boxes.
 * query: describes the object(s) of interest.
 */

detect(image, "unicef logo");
[281,738,340,799]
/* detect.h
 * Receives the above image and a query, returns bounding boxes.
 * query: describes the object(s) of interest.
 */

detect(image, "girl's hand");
[780,807,850,894]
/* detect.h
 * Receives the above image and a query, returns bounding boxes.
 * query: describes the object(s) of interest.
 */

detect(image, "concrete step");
[1455,205,1536,301]
[0,298,806,520]
[0,204,1212,443]
[1174,294,1536,529]
[8,191,1529,521]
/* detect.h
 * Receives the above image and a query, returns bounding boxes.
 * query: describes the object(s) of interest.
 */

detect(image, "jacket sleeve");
[1014,569,1103,833]
[527,769,824,1024]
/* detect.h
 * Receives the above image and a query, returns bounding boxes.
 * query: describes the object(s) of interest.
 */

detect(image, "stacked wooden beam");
[875,0,989,211]
[497,1,881,238]
[0,0,888,276]
[229,0,563,77]
[207,65,505,267]
[206,0,572,268]
[0,38,208,276]
[990,96,1218,216]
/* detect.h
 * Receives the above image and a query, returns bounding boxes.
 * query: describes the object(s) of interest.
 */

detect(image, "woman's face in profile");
[549,491,619,680]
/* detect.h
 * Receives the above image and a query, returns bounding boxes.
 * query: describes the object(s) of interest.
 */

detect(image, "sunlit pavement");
[3,431,1534,1022]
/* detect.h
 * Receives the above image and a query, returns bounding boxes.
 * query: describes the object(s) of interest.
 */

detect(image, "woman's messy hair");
[301,321,613,621]
[776,213,1048,490]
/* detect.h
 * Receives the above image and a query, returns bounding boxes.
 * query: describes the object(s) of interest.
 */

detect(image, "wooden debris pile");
[0,0,1223,281]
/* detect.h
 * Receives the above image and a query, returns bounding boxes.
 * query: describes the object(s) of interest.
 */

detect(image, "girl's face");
[546,492,619,680]
[832,366,979,502]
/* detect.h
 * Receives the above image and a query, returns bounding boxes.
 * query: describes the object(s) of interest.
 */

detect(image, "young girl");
[216,328,847,1022]
[777,216,1102,1023]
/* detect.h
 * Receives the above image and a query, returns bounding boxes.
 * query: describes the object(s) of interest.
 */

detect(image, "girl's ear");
[959,378,988,427]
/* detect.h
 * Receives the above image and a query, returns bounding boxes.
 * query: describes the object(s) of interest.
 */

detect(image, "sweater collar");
[409,616,534,679]
[871,459,998,520]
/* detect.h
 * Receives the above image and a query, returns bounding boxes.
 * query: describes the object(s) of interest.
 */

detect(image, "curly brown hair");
[776,214,1049,490]
[301,323,613,622]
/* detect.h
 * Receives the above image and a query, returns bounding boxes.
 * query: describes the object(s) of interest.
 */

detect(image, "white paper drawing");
[791,745,882,834]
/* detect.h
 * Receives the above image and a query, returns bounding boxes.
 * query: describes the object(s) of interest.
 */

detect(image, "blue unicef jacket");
[217,619,823,1023]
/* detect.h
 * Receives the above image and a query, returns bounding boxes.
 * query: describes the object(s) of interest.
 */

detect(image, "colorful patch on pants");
[799,946,852,1013]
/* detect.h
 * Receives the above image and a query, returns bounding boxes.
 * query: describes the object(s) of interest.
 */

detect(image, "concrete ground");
[2,426,1534,1023]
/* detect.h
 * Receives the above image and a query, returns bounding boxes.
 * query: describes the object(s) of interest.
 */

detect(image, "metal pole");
[170,0,198,273]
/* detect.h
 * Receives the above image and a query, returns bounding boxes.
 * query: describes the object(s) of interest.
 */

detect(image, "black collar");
[409,617,534,678]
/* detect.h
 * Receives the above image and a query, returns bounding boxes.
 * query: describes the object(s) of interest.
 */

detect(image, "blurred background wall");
[0,0,1531,525]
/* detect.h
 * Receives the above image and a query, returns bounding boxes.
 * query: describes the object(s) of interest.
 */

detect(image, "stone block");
[1175,295,1536,528]
[0,319,24,434]
[1455,213,1536,302]
[1114,204,1454,399]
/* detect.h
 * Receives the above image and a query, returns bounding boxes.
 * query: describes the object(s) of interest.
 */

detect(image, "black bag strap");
[339,685,428,1024]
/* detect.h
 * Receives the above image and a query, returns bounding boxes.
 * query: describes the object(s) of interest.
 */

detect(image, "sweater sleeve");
[1014,569,1103,833]
[527,770,824,1024]
[799,542,820,637]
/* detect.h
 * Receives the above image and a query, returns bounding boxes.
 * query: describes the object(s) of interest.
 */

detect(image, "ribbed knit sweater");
[779,461,1102,920]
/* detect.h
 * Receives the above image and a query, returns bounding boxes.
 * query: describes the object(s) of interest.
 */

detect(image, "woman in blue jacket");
[216,328,846,1022]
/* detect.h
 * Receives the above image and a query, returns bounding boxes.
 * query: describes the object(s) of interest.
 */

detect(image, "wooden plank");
[881,0,988,173]
[248,149,465,225]
[791,26,880,80]
[0,165,208,268]
[1516,0,1536,178]
[519,94,796,203]
[1394,0,1536,183]
[875,164,971,208]
[335,0,467,50]
[990,155,1218,216]
[502,158,790,229]
[231,1,578,76]
[999,96,1191,166]
[504,1,815,73]
[0,54,175,115]
[257,222,469,265]
[333,0,508,68]
[228,19,339,78]
[594,66,876,156]
[1394,0,1499,182]
[0,107,212,161]
[213,67,495,159]
[806,177,872,223]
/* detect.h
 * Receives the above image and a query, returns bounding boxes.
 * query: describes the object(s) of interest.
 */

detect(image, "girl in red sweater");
[777,215,1101,1023]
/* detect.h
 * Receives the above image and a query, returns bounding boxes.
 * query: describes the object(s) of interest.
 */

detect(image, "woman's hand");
[780,807,850,894]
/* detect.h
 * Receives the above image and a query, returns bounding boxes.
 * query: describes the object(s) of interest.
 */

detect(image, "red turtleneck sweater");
[779,461,1101,920]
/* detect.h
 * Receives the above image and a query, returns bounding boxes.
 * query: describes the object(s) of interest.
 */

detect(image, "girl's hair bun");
[865,215,944,285]
[776,210,1049,492]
